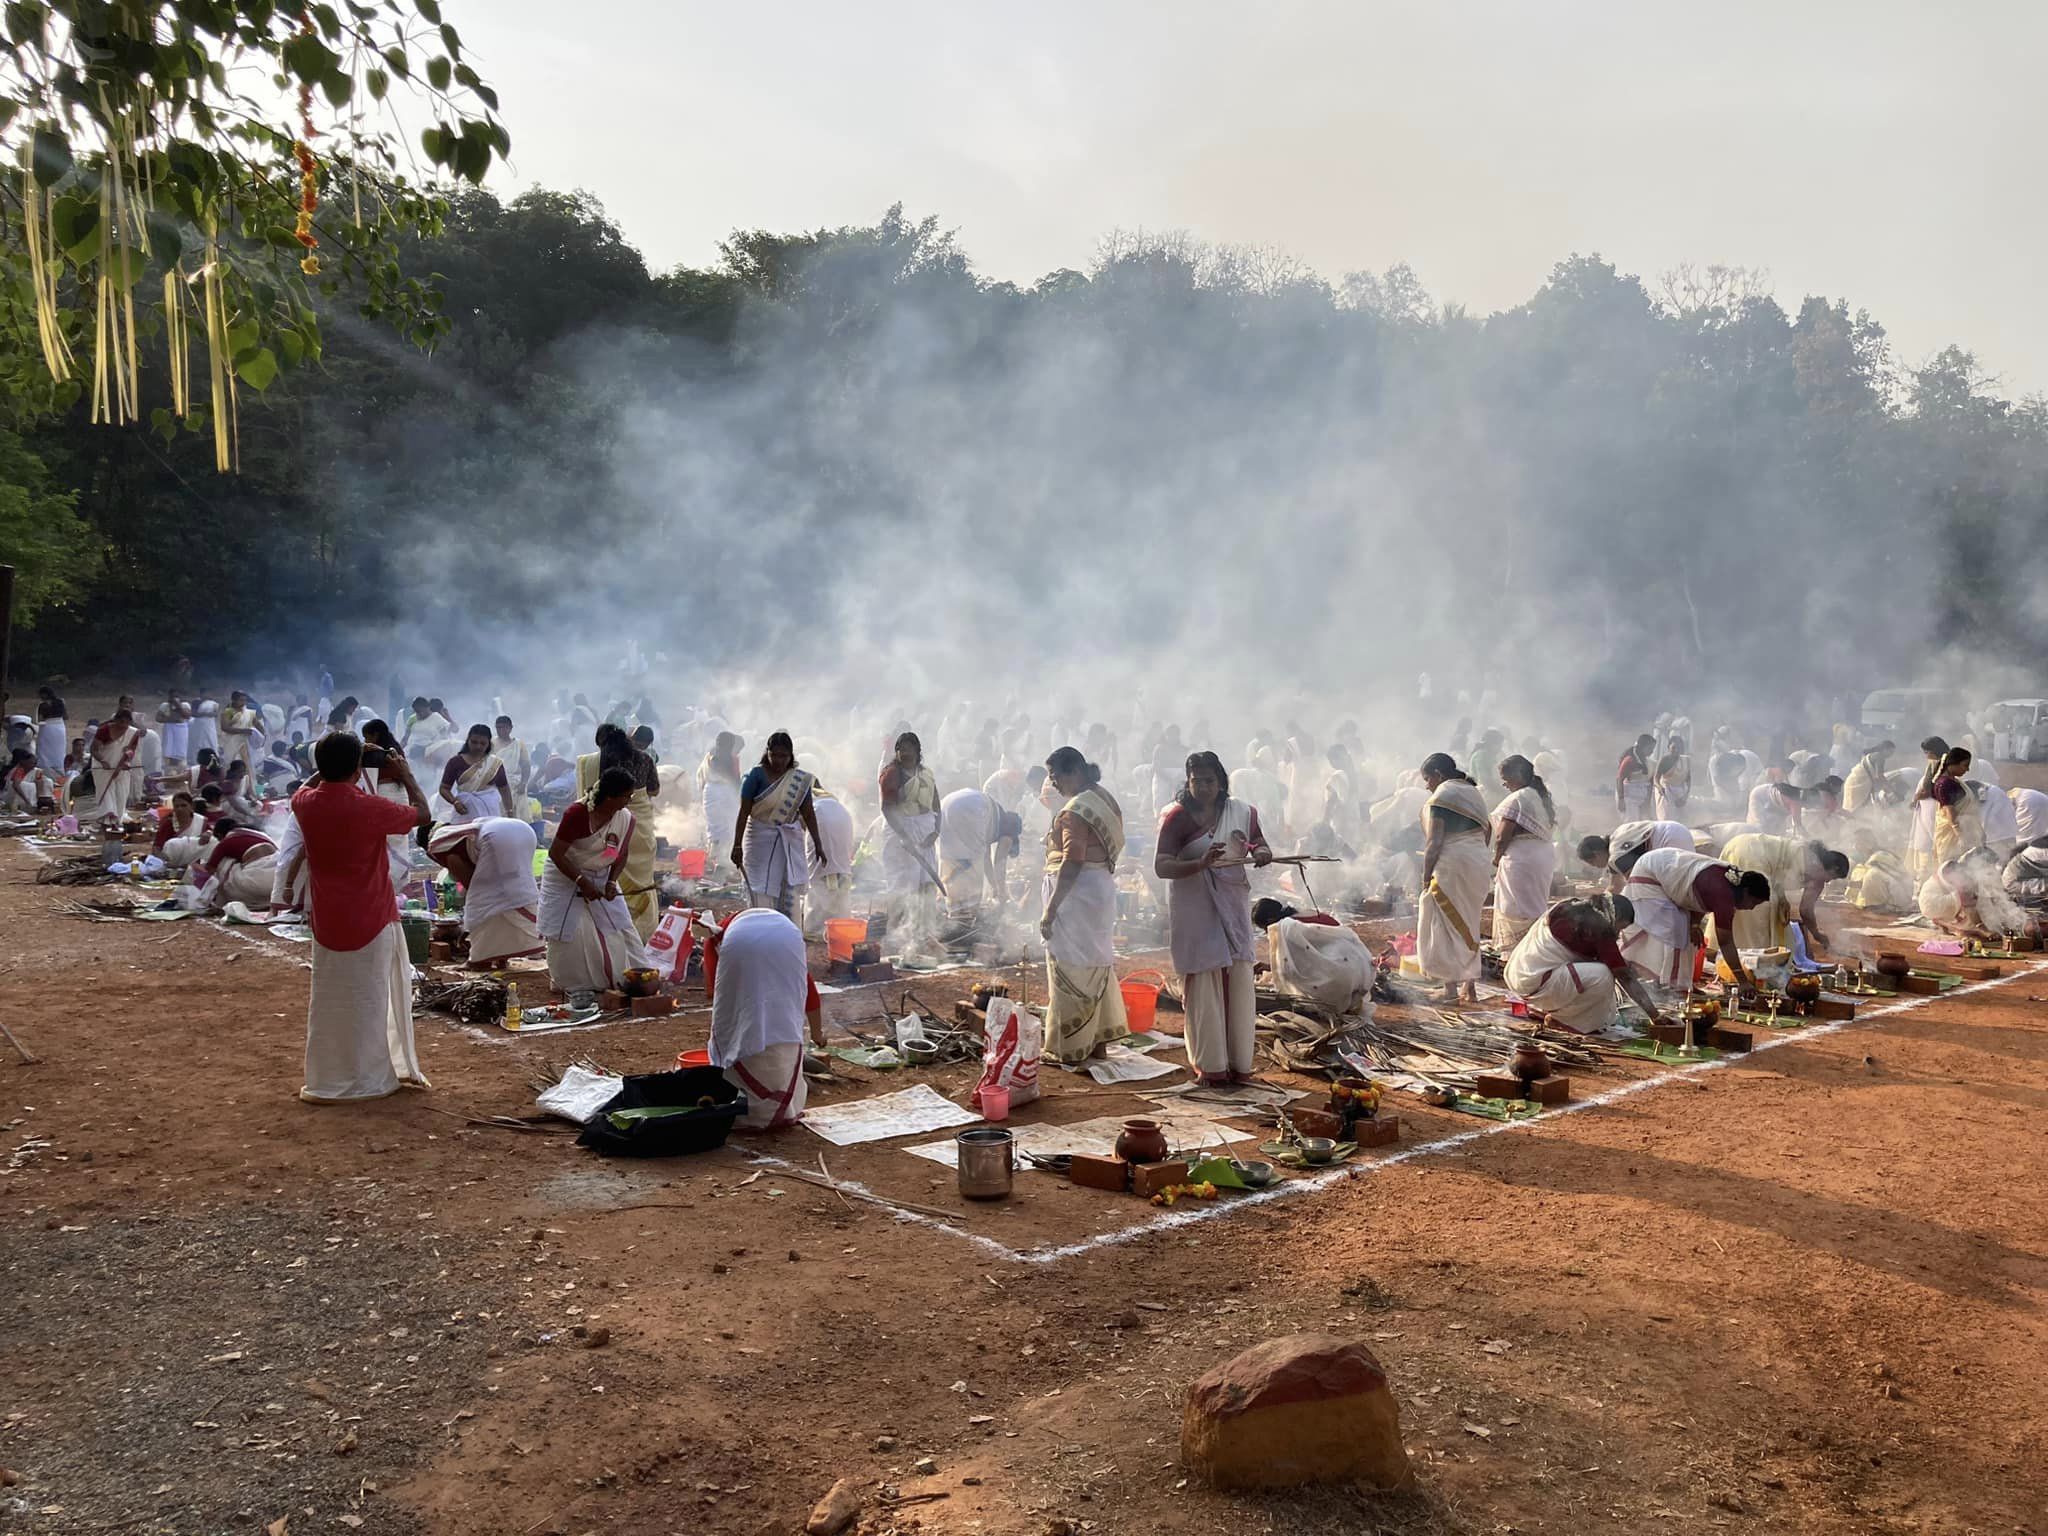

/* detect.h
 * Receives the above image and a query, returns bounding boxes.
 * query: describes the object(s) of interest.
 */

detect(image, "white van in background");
[1989,699,2048,762]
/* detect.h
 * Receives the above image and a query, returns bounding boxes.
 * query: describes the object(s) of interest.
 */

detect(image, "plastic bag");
[537,1064,627,1125]
[644,907,695,981]
[972,997,1043,1114]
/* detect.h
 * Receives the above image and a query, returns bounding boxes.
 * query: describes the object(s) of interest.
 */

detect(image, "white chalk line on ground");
[748,962,2045,1268]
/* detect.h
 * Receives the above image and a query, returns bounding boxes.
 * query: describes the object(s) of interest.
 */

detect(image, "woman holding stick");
[1156,751,1272,1085]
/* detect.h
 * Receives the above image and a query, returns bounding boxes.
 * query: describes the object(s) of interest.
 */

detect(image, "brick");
[1704,1026,1753,1053]
[1351,1117,1400,1148]
[1473,1072,1569,1104]
[1130,1160,1191,1199]
[1067,1154,1129,1192]
[854,962,896,983]
[953,1000,987,1027]
[599,990,628,1013]
[1812,994,1857,1021]
[428,941,454,962]
[631,994,676,1017]
[1289,1108,1345,1140]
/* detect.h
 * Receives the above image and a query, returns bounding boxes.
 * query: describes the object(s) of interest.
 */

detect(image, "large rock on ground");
[1181,1333,1412,1491]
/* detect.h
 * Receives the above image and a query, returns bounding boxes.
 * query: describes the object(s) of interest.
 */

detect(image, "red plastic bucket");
[675,848,708,879]
[1119,968,1166,1033]
[675,1047,712,1069]
[825,917,868,963]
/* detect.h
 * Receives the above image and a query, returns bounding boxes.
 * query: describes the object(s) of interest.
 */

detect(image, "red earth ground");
[2,837,2045,1536]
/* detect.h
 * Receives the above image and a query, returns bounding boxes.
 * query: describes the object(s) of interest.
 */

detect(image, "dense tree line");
[12,188,2047,718]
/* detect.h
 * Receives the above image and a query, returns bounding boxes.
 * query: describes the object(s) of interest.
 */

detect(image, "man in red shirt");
[292,732,431,1104]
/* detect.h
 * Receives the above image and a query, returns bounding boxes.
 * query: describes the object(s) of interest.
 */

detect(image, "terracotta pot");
[1684,998,1721,1027]
[1115,1118,1169,1164]
[1875,953,1911,979]
[1509,1042,1552,1082]
[1784,974,1823,1005]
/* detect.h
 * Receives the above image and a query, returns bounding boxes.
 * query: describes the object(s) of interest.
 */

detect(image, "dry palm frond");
[413,975,509,1023]
[36,857,122,887]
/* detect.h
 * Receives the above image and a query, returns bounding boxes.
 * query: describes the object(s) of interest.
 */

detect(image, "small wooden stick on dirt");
[775,1164,962,1225]
[0,1018,39,1064]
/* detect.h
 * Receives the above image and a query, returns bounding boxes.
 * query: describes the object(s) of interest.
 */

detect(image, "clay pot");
[1784,974,1823,1005]
[1684,998,1721,1028]
[1509,1042,1552,1082]
[1875,953,1911,979]
[1115,1118,1169,1164]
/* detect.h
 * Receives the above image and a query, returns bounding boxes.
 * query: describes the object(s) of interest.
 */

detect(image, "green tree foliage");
[0,422,95,623]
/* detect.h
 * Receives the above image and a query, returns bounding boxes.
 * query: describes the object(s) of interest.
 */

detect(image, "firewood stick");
[0,1018,39,1064]
[773,1164,962,1223]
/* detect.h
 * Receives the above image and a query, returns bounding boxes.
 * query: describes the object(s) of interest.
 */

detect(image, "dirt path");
[3,841,2045,1536]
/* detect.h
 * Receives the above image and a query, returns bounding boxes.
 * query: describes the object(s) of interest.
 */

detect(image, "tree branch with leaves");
[0,0,508,467]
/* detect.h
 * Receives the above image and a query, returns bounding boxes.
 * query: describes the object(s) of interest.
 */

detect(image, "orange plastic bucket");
[1119,968,1166,1033]
[825,917,868,963]
[675,848,708,879]
[675,1047,712,1069]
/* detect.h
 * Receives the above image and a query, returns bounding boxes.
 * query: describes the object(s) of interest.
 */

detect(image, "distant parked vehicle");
[1989,699,2048,762]
[1859,688,1969,748]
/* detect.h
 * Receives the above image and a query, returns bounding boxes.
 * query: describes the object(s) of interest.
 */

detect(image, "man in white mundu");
[1505,894,1675,1035]
[708,907,824,1130]
[1615,845,1770,993]
[157,691,193,772]
[88,708,144,827]
[293,733,433,1104]
[538,767,652,1004]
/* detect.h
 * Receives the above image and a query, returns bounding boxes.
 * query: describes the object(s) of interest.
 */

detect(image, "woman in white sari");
[35,687,68,773]
[1490,755,1558,949]
[438,724,516,823]
[879,731,943,954]
[1418,753,1492,1004]
[1652,735,1691,823]
[1156,752,1272,1085]
[88,709,144,827]
[538,768,652,1005]
[1039,746,1128,1063]
[733,731,824,919]
[427,817,541,968]
[699,731,745,877]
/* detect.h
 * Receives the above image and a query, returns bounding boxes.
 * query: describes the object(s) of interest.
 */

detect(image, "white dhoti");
[743,817,809,914]
[1043,864,1126,1062]
[1183,962,1257,1077]
[1271,919,1376,1016]
[538,866,651,997]
[200,853,277,911]
[1617,888,1693,987]
[1419,835,1489,983]
[91,768,133,824]
[725,1043,808,1130]
[302,924,425,1102]
[1492,838,1557,949]
[1504,922,1619,1033]
[36,720,66,773]
[710,909,812,1129]
[702,780,741,867]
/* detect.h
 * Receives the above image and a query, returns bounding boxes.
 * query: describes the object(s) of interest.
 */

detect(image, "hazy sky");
[461,0,2045,392]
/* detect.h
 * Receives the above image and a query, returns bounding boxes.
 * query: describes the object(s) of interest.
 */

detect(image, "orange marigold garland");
[292,8,320,275]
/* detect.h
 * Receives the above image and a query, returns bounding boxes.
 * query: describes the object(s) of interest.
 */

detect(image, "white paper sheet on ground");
[130,907,200,921]
[266,923,315,943]
[904,1109,1246,1170]
[536,1064,625,1124]
[1076,1043,1185,1085]
[801,1083,981,1146]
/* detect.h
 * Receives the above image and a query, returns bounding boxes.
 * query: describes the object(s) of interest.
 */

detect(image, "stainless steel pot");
[956,1127,1014,1200]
